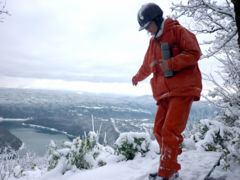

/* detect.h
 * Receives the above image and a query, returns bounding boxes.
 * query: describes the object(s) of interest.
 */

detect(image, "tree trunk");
[232,0,240,50]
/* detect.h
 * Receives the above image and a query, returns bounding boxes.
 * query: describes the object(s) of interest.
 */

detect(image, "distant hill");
[0,126,22,152]
[0,88,219,144]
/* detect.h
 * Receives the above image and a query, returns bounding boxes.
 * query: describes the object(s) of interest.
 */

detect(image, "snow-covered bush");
[47,131,153,174]
[0,148,46,180]
[47,131,114,174]
[13,165,24,178]
[193,119,231,151]
[0,148,16,180]
[114,132,151,160]
[192,119,240,169]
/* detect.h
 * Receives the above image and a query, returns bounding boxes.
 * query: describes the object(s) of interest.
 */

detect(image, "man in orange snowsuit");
[132,3,202,180]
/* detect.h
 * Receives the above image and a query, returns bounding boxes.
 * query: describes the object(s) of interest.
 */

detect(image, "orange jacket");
[134,18,202,102]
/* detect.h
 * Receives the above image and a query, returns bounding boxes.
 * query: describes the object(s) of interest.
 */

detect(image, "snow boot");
[148,173,158,180]
[148,172,179,180]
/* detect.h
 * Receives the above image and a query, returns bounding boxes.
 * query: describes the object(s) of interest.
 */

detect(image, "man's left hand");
[159,60,169,72]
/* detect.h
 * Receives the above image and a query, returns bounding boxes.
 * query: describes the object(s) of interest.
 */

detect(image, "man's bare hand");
[132,76,138,86]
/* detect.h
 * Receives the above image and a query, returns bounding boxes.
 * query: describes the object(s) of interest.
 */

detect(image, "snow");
[178,151,221,180]
[22,123,74,138]
[13,165,23,178]
[3,120,240,180]
[0,117,32,122]
[9,150,222,180]
[115,132,151,147]
[76,105,152,114]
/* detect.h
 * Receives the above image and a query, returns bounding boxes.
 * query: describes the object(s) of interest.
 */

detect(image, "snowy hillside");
[1,89,239,180]
[2,128,239,180]
[0,88,218,145]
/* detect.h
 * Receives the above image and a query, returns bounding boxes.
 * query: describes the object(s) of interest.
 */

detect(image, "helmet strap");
[153,16,164,39]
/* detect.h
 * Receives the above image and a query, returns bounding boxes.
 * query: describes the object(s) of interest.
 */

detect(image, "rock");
[0,126,22,153]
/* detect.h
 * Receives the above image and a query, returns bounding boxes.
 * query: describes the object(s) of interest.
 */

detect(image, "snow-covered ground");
[9,150,224,180]
[4,121,240,180]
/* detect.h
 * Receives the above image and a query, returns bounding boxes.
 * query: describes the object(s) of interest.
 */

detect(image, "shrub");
[193,119,240,169]
[114,132,151,160]
[0,148,46,180]
[47,131,114,174]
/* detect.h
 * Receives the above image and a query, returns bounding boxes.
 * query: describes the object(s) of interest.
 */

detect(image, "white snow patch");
[12,150,222,180]
[0,117,32,122]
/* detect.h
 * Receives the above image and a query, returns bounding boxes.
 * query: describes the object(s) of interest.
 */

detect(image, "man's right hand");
[132,76,138,86]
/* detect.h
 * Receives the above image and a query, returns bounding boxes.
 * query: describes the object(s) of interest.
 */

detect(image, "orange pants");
[153,96,194,178]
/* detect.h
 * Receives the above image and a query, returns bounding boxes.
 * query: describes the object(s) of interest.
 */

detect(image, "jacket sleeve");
[168,26,201,71]
[134,40,152,82]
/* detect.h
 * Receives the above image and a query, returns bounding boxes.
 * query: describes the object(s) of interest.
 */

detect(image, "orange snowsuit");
[133,18,202,178]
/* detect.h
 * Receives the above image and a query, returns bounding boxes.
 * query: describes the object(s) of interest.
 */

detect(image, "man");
[132,3,202,180]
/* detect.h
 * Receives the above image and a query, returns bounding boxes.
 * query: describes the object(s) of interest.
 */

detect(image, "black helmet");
[137,3,163,31]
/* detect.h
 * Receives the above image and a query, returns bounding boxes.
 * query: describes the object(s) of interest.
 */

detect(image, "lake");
[2,122,72,157]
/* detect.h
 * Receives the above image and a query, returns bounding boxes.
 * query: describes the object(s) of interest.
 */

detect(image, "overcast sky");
[0,0,220,96]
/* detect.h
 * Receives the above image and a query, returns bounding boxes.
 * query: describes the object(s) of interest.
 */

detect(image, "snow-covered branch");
[201,0,234,18]
[0,0,10,22]
[172,0,240,129]
[171,0,237,57]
